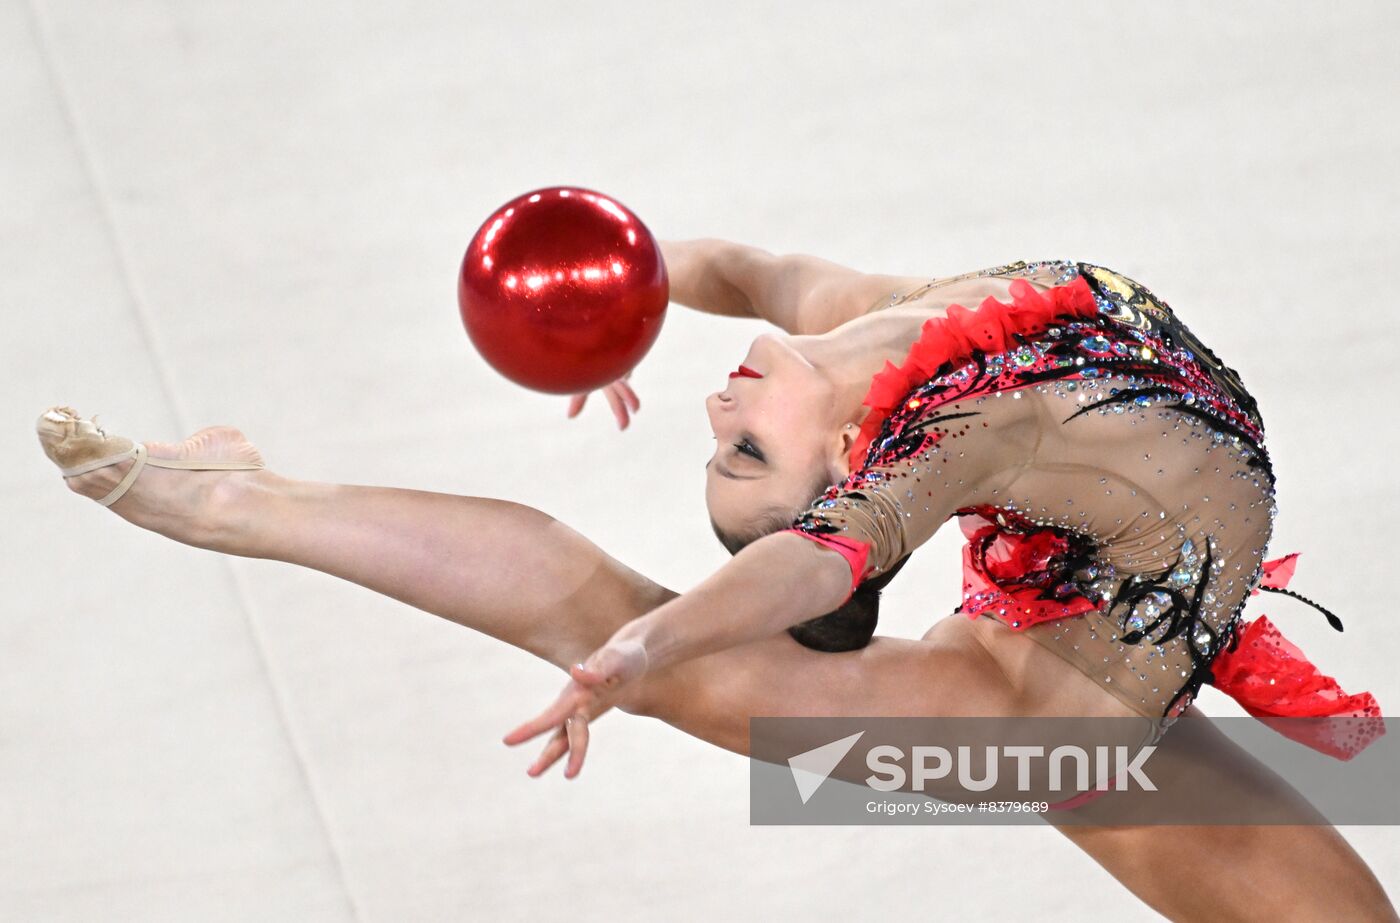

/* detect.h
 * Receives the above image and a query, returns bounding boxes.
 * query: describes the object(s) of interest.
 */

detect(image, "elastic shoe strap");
[98,443,149,508]
[63,443,264,508]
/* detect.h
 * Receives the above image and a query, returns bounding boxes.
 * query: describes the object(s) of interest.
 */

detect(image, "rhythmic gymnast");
[37,239,1394,920]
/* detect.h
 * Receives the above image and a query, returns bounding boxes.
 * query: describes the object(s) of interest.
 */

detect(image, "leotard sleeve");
[784,384,1041,596]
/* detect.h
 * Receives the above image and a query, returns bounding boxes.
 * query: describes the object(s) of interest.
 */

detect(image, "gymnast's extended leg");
[51,432,670,675]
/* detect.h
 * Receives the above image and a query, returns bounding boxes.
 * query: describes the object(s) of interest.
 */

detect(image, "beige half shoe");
[36,405,265,508]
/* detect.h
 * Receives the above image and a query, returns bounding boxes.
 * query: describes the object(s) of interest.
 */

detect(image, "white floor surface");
[3,2,1397,920]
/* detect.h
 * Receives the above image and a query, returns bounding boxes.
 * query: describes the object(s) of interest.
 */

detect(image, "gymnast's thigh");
[631,614,1019,758]
[934,611,1152,722]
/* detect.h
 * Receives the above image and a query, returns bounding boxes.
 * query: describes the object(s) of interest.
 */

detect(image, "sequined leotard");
[783,260,1381,756]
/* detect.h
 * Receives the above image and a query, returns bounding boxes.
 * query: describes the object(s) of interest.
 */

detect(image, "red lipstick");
[728,365,764,380]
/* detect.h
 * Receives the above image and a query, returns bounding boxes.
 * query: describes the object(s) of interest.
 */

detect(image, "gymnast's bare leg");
[52,434,1396,923]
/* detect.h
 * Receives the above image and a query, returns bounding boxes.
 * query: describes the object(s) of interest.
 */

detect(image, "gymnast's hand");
[566,375,640,430]
[502,638,650,778]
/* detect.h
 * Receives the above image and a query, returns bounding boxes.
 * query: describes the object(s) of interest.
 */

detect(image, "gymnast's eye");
[734,437,765,462]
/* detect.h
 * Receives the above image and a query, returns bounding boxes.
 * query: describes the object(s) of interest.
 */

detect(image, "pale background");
[3,1,1397,920]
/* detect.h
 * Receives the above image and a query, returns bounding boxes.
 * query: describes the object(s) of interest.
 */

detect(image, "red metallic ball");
[458,186,669,394]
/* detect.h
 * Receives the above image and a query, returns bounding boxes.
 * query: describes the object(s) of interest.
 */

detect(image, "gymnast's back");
[788,260,1277,723]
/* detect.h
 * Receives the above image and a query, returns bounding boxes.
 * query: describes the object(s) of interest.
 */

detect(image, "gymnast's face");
[705,333,851,543]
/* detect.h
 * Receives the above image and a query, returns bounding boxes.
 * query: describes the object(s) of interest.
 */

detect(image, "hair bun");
[786,555,911,653]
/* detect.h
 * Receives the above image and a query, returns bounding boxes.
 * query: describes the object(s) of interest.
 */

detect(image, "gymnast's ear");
[826,421,860,482]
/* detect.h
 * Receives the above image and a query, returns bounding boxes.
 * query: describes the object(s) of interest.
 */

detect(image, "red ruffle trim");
[1210,553,1384,760]
[849,275,1099,469]
[1210,616,1384,759]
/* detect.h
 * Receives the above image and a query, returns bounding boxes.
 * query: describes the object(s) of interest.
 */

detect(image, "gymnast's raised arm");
[659,239,934,335]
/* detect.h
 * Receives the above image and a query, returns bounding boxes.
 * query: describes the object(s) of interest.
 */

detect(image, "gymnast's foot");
[35,405,272,550]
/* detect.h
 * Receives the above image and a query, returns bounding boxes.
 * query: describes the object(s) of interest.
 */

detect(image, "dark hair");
[784,553,910,651]
[711,480,911,653]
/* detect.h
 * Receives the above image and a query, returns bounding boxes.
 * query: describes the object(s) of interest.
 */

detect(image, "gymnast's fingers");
[503,686,584,746]
[605,386,629,429]
[528,727,571,777]
[566,393,587,419]
[564,715,591,779]
[616,379,640,413]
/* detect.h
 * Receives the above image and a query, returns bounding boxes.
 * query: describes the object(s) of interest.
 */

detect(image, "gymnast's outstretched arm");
[657,239,1065,336]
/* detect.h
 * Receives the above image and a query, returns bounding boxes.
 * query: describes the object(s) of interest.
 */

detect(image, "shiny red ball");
[458,186,669,395]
